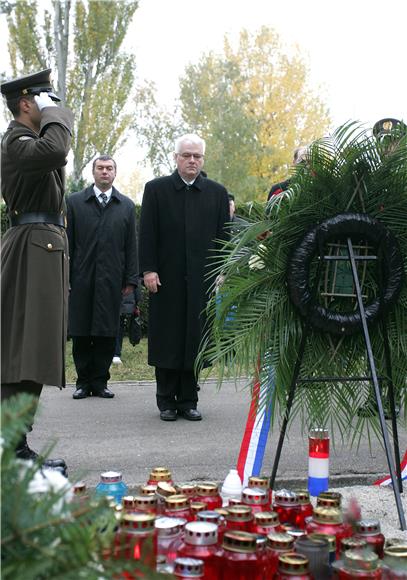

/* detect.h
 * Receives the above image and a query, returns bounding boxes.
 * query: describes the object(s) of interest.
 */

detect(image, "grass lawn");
[65,337,156,384]
[66,337,220,384]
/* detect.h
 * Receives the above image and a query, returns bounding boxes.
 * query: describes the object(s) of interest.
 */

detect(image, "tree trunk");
[53,0,71,105]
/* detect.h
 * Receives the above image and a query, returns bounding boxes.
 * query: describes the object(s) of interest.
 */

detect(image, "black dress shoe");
[178,409,202,421]
[160,409,177,421]
[92,387,115,398]
[16,441,68,475]
[73,386,89,399]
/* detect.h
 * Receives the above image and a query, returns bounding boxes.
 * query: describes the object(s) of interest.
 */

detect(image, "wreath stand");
[269,213,406,530]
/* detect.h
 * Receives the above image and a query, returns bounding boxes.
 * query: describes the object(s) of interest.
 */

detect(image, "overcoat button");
[47,243,53,250]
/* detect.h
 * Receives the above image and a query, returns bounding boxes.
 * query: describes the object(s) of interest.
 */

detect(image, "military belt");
[9,212,65,228]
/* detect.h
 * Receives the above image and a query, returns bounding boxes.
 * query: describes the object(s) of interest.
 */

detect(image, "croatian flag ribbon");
[308,429,330,497]
[237,366,274,487]
[373,450,407,487]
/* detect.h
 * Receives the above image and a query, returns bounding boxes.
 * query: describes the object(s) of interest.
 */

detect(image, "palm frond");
[199,121,407,442]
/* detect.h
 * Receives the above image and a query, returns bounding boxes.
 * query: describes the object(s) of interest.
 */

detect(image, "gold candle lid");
[176,483,196,497]
[226,505,253,522]
[196,482,219,497]
[73,481,87,495]
[385,538,407,548]
[151,466,171,475]
[149,470,172,482]
[189,501,207,514]
[313,506,343,524]
[254,511,280,526]
[223,531,257,553]
[248,476,270,489]
[318,491,342,507]
[122,495,136,510]
[383,544,407,568]
[165,494,189,510]
[278,553,309,575]
[296,490,311,504]
[140,484,157,495]
[228,498,243,506]
[266,532,295,550]
[214,507,229,517]
[133,495,157,510]
[317,496,340,509]
[156,482,177,497]
[122,512,155,532]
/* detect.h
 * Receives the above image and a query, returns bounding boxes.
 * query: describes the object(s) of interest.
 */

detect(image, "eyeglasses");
[178,153,204,160]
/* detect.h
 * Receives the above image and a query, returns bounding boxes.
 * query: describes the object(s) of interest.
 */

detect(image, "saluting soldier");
[1,69,73,473]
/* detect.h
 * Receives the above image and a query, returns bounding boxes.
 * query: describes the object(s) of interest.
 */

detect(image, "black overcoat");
[139,171,229,369]
[1,107,73,387]
[67,186,138,337]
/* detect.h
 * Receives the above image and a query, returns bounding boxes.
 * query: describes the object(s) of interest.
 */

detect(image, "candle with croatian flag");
[308,428,329,497]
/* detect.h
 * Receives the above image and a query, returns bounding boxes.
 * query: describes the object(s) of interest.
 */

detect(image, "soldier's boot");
[16,435,68,477]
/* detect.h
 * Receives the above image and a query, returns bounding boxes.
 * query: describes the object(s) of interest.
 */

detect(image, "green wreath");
[287,212,404,336]
[199,122,407,438]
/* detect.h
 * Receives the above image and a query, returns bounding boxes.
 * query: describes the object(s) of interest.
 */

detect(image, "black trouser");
[71,336,116,392]
[155,367,198,411]
[1,381,43,448]
[114,319,125,357]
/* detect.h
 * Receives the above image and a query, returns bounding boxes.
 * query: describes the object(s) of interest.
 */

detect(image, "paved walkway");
[30,379,407,490]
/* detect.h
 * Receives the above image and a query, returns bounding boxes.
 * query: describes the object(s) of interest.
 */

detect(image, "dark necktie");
[100,193,108,207]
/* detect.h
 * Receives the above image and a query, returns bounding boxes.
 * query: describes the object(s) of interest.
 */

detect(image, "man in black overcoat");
[67,155,138,399]
[139,134,230,421]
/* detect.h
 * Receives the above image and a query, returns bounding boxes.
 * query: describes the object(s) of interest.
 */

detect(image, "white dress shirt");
[94,185,113,204]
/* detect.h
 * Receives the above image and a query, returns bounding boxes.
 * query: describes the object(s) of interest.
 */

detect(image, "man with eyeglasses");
[139,133,229,421]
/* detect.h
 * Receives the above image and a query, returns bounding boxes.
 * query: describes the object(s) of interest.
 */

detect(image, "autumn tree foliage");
[180,27,331,200]
[136,27,331,200]
[3,0,139,187]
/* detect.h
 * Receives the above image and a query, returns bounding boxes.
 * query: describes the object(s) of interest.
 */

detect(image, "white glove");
[34,92,57,111]
[248,254,266,270]
[248,244,267,271]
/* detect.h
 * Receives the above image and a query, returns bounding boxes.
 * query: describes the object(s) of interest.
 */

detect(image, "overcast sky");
[129,0,406,128]
[1,0,406,185]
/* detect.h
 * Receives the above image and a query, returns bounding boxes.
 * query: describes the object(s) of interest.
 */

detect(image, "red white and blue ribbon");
[373,449,407,487]
[237,367,274,487]
[308,430,330,497]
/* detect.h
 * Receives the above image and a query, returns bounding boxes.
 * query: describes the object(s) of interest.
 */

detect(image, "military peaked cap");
[1,68,60,102]
[373,118,406,140]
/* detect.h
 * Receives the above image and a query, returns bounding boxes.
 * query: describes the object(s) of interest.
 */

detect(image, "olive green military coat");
[1,107,73,387]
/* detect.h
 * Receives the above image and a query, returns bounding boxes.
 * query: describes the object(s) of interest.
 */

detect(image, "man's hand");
[144,271,161,293]
[34,92,57,111]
